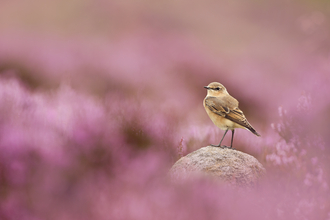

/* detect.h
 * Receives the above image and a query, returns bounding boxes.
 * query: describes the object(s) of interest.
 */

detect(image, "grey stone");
[169,146,266,187]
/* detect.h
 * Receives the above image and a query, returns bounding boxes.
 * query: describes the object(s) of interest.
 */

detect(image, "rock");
[169,146,265,187]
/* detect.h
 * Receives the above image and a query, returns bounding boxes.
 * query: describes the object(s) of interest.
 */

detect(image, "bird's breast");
[203,98,245,130]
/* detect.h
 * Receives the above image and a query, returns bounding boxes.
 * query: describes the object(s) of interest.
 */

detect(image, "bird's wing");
[204,96,230,117]
[225,107,251,129]
[205,97,260,136]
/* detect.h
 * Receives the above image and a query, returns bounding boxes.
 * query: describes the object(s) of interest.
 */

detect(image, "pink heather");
[0,1,330,219]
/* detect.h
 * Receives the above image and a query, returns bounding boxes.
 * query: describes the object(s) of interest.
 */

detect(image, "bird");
[203,82,260,149]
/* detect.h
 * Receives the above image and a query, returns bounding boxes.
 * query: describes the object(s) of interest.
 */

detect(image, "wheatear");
[203,82,260,149]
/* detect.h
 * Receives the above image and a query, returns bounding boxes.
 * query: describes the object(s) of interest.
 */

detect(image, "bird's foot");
[220,145,236,150]
[210,144,236,150]
[222,145,236,150]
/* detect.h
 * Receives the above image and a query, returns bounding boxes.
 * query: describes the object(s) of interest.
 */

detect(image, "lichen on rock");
[169,146,265,187]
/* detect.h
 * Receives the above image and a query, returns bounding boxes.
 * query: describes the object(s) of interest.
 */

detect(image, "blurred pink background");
[0,0,329,219]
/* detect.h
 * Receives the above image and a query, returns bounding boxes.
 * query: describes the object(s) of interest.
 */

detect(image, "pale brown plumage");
[204,96,260,136]
[203,82,260,149]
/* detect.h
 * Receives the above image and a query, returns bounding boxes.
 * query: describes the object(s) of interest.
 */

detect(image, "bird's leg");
[229,129,235,150]
[211,128,228,148]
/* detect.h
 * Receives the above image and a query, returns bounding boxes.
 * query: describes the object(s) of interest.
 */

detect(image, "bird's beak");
[204,86,209,89]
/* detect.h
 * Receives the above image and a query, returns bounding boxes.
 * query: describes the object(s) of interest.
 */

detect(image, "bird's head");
[204,82,228,96]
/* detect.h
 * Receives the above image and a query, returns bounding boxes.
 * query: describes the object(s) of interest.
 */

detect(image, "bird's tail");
[248,126,261,136]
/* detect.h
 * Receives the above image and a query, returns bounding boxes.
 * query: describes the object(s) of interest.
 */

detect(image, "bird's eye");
[215,87,221,91]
